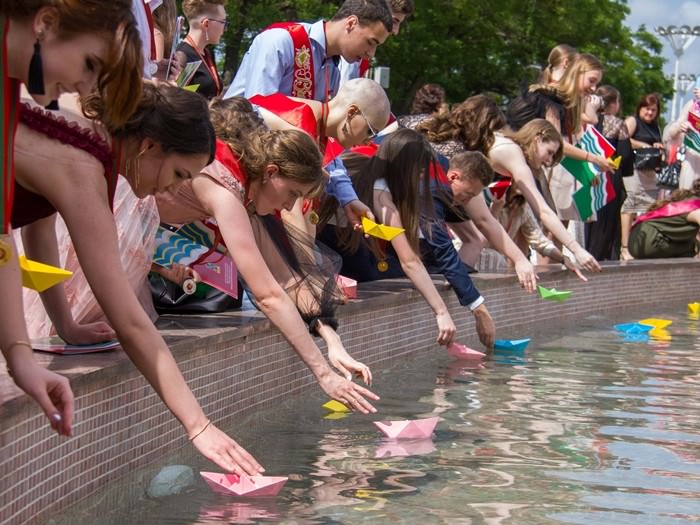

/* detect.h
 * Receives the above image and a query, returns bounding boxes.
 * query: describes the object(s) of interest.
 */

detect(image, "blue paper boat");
[493,338,531,352]
[614,322,653,334]
[622,333,650,343]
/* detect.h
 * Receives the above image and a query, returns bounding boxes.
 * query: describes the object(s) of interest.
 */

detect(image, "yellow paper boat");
[638,318,672,329]
[183,84,200,92]
[323,412,349,421]
[610,155,622,169]
[361,217,405,241]
[648,328,672,341]
[322,399,349,413]
[688,302,700,315]
[20,256,72,292]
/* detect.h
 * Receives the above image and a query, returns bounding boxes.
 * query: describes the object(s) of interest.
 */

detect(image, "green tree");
[176,0,671,116]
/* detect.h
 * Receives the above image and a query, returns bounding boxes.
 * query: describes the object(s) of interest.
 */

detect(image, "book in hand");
[32,337,121,355]
[176,60,202,88]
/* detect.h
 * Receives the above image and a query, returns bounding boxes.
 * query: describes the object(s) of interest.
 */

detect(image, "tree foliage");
[177,0,672,116]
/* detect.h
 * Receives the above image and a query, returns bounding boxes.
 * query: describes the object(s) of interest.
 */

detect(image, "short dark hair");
[636,93,662,117]
[411,84,446,114]
[332,0,393,33]
[449,151,494,186]
[390,0,414,16]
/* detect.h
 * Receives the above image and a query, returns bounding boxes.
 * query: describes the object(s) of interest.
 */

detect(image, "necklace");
[184,35,221,95]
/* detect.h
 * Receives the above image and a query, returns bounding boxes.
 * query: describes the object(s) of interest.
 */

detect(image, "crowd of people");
[3,0,699,477]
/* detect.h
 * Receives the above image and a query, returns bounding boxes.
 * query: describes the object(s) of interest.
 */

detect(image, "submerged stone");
[147,465,195,498]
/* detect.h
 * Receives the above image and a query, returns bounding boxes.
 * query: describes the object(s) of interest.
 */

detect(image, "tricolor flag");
[684,111,700,155]
[572,171,616,221]
[560,125,616,185]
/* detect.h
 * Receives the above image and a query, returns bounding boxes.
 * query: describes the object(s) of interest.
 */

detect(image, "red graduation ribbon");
[1,15,20,235]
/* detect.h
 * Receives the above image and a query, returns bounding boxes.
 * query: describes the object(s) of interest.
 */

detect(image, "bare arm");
[373,189,455,345]
[15,134,263,475]
[489,139,601,272]
[0,238,73,436]
[192,175,378,408]
[20,215,115,344]
[463,194,538,292]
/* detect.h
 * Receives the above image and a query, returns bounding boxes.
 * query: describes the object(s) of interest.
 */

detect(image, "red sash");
[250,93,318,139]
[1,15,20,234]
[265,23,314,100]
[634,198,700,226]
[358,58,371,78]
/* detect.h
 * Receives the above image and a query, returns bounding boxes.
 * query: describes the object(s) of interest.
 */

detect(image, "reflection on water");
[56,310,700,524]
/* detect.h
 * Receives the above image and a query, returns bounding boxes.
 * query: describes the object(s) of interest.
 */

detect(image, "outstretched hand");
[12,362,74,436]
[190,422,265,476]
[317,371,379,414]
[327,343,373,386]
[343,199,375,232]
[60,320,115,346]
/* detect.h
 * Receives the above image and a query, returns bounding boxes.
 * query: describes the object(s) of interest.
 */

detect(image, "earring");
[127,148,147,189]
[27,31,45,95]
[204,28,210,42]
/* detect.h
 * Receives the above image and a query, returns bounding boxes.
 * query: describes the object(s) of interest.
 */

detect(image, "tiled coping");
[1,259,699,524]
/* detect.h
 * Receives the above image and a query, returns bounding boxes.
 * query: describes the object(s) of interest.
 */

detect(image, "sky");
[624,0,700,117]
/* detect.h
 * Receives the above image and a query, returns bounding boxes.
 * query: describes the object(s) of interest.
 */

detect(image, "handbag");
[656,145,684,189]
[149,274,242,314]
[633,147,663,171]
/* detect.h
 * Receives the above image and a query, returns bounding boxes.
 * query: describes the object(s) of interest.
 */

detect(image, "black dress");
[176,41,222,100]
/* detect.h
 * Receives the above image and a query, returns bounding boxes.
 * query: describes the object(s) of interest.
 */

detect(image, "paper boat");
[20,255,72,292]
[488,178,512,200]
[622,333,650,343]
[538,285,572,302]
[322,400,349,413]
[361,216,405,241]
[335,274,357,299]
[493,338,531,352]
[614,322,653,334]
[323,411,349,421]
[375,438,436,458]
[648,328,672,341]
[688,302,700,315]
[447,342,485,359]
[373,417,439,439]
[200,472,288,497]
[638,318,672,329]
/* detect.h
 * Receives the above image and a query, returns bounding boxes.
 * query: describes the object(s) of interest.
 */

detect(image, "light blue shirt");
[338,58,361,87]
[224,20,341,101]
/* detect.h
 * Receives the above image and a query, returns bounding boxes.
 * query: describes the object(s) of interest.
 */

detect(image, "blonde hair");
[505,118,563,175]
[556,53,604,133]
[182,0,225,20]
[540,44,577,85]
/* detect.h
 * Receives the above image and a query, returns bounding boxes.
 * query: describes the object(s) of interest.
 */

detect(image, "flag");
[684,111,700,154]
[572,171,616,221]
[560,125,616,185]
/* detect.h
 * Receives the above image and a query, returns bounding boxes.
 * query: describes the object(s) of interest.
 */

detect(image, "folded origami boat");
[493,338,531,352]
[200,472,288,497]
[373,416,439,439]
[537,285,572,302]
[614,322,653,334]
[447,342,486,359]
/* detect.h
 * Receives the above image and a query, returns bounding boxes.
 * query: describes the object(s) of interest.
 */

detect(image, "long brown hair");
[321,128,436,255]
[505,118,563,173]
[6,1,144,130]
[417,95,506,155]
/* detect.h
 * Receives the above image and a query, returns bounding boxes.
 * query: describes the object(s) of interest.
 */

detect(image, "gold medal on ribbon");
[0,237,12,267]
[377,259,388,272]
[308,210,320,225]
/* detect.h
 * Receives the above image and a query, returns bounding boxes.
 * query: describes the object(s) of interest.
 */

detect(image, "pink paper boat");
[447,342,486,359]
[375,438,436,458]
[373,416,439,439]
[200,472,288,497]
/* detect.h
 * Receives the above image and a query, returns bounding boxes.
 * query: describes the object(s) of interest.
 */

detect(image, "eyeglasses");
[208,18,229,30]
[357,107,378,141]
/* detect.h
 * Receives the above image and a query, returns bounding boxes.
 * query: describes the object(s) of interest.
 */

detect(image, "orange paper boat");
[373,416,439,439]
[447,342,486,359]
[200,472,288,497]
